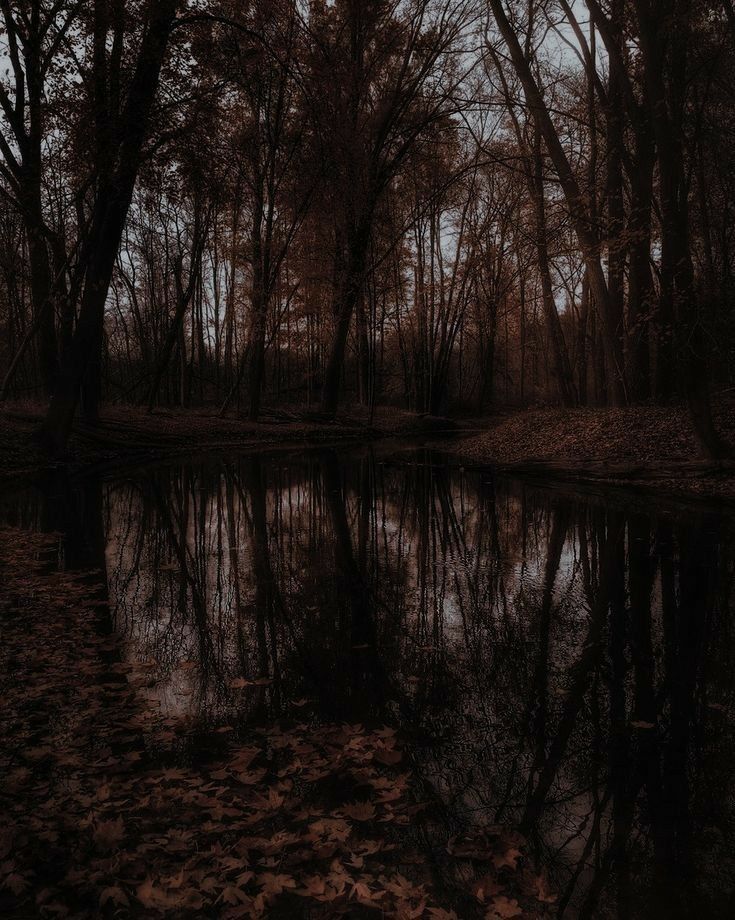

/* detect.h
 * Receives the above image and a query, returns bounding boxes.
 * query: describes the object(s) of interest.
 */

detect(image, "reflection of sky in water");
[7,450,731,919]
[105,466,595,717]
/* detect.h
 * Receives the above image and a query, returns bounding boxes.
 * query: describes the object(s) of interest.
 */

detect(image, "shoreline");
[449,403,735,503]
[0,404,447,482]
[3,402,735,502]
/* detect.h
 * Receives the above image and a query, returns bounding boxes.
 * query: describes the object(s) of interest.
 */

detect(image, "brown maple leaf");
[296,875,326,898]
[258,873,296,896]
[93,816,125,851]
[533,870,557,904]
[487,895,523,918]
[99,885,130,908]
[343,801,376,822]
[472,874,504,902]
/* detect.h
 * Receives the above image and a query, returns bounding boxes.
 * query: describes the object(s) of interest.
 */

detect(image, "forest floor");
[0,527,553,918]
[4,399,735,501]
[0,403,456,481]
[452,397,735,502]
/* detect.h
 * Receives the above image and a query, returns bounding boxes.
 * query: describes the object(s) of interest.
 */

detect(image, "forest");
[3,2,735,919]
[0,0,733,460]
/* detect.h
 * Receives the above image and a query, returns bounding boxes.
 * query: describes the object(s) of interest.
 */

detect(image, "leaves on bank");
[0,528,555,918]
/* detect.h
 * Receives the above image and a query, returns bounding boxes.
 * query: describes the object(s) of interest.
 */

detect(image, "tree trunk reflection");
[3,451,733,918]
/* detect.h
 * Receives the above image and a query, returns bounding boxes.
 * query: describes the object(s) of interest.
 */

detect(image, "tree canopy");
[0,0,733,457]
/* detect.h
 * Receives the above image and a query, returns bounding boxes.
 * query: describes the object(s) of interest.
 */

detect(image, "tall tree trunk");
[24,204,57,397]
[605,13,627,402]
[531,129,576,406]
[489,0,626,405]
[356,291,370,407]
[321,227,369,417]
[627,132,655,401]
[577,270,590,405]
[39,0,180,454]
[635,0,729,458]
[247,194,267,421]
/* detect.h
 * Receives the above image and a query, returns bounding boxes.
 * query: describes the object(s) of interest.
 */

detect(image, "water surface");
[3,446,735,918]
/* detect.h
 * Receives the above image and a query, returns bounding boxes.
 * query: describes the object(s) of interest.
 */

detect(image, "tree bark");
[39,0,181,454]
[531,128,576,406]
[489,0,626,405]
[634,0,729,458]
[247,191,268,421]
[604,11,626,402]
[626,133,654,402]
[321,226,369,416]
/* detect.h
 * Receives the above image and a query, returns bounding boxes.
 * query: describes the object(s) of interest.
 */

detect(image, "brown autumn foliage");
[455,398,735,499]
[0,528,556,918]
[2,2,734,461]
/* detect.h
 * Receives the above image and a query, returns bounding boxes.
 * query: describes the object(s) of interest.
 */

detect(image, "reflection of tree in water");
[10,450,733,918]
[407,486,735,920]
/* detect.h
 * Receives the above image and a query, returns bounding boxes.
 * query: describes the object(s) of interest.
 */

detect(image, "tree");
[0,0,81,396]
[305,0,470,416]
[631,0,729,457]
[40,0,183,453]
[487,0,627,406]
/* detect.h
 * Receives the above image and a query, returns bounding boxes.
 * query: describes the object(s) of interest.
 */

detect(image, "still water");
[3,446,735,918]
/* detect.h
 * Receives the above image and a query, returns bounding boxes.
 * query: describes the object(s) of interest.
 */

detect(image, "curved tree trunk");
[489,0,626,406]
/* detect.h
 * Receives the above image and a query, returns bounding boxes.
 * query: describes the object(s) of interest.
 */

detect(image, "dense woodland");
[0,1,734,456]
[3,6,735,915]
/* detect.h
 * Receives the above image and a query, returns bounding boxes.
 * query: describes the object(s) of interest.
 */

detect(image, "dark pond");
[3,446,735,918]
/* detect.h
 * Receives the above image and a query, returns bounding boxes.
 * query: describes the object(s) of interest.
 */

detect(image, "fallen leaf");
[488,895,523,918]
[493,847,522,872]
[473,874,504,901]
[373,746,402,765]
[342,801,376,822]
[93,816,125,851]
[100,886,129,908]
[219,885,250,906]
[533,870,557,904]
[259,873,296,895]
[229,677,252,690]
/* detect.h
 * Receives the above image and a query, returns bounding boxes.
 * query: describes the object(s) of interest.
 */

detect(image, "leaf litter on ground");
[0,527,555,918]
